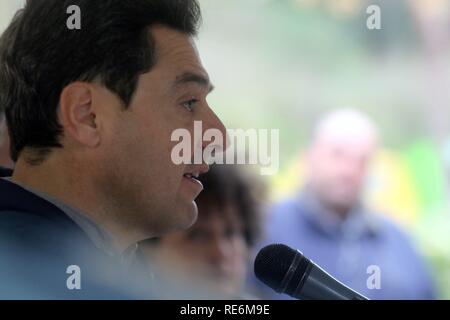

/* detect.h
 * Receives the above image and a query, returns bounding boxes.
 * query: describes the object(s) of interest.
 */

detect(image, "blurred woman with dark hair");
[141,165,265,299]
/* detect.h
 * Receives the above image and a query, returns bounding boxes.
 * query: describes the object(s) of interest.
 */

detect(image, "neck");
[12,154,142,252]
[329,206,351,220]
[304,186,353,221]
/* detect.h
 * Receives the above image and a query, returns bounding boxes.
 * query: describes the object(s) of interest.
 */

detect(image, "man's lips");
[183,164,209,179]
[182,173,204,190]
[183,164,209,190]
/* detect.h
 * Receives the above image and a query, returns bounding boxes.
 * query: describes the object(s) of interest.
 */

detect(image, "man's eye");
[181,99,199,112]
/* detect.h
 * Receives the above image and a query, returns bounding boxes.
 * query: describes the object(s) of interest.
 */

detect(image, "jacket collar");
[0,173,79,230]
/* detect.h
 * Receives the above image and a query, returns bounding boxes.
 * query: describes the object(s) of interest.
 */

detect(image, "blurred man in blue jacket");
[263,109,436,300]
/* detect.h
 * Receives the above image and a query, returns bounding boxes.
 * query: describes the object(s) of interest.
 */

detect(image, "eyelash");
[182,98,199,112]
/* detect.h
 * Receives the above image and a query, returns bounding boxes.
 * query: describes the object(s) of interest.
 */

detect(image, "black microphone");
[254,244,369,300]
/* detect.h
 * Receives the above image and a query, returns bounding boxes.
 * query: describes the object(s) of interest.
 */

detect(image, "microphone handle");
[294,262,369,300]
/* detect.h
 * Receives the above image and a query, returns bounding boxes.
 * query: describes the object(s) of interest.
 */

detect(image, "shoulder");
[369,213,412,243]
[0,209,70,242]
[0,208,57,226]
[0,208,91,262]
[0,209,114,298]
[269,198,300,217]
[368,212,428,262]
[264,198,311,240]
[268,197,314,227]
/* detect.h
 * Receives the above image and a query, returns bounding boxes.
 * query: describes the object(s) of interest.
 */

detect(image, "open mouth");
[182,165,209,189]
[183,172,199,181]
[183,172,203,188]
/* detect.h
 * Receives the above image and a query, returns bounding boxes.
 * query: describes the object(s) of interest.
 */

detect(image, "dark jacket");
[0,167,12,178]
[0,170,150,299]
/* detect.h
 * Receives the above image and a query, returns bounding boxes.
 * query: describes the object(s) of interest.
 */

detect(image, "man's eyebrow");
[173,72,215,93]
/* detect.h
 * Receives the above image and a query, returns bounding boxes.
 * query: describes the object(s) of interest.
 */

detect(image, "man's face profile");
[93,25,226,237]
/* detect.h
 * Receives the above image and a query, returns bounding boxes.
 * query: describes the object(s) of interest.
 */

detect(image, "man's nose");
[200,107,228,152]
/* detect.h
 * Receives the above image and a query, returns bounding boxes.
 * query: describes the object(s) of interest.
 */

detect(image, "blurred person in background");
[141,165,264,299]
[0,0,226,299]
[261,109,436,300]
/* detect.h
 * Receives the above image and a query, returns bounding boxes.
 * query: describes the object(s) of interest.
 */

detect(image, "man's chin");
[174,200,199,230]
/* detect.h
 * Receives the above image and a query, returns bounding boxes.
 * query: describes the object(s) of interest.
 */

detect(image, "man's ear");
[59,82,100,148]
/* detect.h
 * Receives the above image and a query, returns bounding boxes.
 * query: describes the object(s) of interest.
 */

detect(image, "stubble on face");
[95,25,215,240]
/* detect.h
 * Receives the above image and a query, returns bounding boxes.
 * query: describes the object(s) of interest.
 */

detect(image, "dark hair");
[0,0,201,163]
[195,165,265,247]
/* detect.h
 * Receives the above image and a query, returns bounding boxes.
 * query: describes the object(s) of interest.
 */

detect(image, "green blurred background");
[197,0,450,298]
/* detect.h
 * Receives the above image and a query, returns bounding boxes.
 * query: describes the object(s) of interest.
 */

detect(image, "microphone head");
[255,244,368,300]
[254,244,309,294]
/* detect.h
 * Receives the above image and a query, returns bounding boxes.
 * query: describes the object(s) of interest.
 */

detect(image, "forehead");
[317,140,376,158]
[150,25,206,76]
